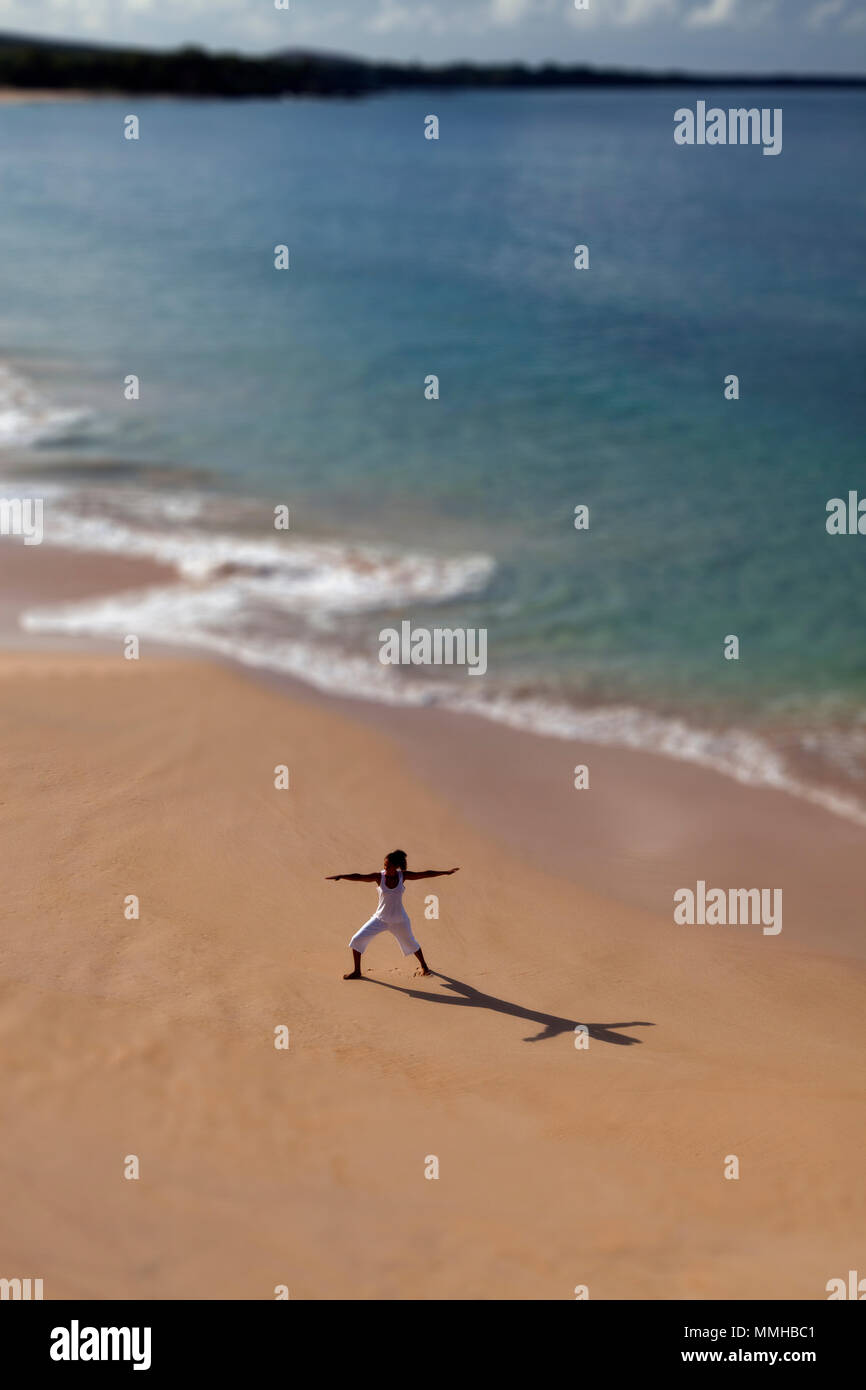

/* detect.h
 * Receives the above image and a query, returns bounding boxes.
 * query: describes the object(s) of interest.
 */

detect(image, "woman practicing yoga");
[326,850,459,979]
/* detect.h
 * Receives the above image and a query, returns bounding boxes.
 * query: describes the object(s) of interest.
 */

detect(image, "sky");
[0,0,864,74]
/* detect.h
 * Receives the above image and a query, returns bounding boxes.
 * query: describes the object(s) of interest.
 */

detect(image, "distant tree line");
[0,33,862,97]
[0,41,353,97]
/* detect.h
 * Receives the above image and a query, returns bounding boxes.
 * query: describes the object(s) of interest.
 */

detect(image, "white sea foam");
[5,414,865,830]
[0,362,94,447]
[39,507,495,610]
[19,580,866,830]
[19,583,449,703]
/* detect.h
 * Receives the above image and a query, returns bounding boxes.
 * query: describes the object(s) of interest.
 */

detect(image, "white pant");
[350,914,420,957]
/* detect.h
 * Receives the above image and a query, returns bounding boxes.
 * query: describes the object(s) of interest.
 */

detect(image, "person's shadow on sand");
[367,972,653,1045]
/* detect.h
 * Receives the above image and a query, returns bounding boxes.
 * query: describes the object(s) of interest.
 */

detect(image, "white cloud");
[366,0,457,37]
[808,0,846,23]
[0,0,860,68]
[687,0,739,27]
[367,0,414,33]
[489,0,532,24]
[609,0,679,25]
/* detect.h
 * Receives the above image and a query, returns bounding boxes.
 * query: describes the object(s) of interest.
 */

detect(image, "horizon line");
[0,28,864,85]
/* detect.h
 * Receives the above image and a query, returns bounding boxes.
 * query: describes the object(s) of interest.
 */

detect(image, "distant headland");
[0,31,863,99]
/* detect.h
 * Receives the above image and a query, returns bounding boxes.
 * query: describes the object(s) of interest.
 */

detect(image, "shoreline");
[0,88,97,104]
[2,538,865,961]
[5,527,866,831]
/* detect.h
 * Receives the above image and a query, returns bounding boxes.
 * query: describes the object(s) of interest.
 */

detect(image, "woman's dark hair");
[386,849,408,872]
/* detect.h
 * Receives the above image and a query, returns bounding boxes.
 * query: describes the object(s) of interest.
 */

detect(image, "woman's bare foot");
[343,949,363,980]
[413,949,432,977]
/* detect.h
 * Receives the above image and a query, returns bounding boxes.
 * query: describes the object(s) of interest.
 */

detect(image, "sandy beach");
[1,604,864,1298]
[0,89,95,105]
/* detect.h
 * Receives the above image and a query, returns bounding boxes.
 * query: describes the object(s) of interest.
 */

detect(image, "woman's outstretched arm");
[325,872,380,882]
[403,868,460,880]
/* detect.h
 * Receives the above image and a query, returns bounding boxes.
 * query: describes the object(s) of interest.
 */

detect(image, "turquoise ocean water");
[0,88,864,816]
